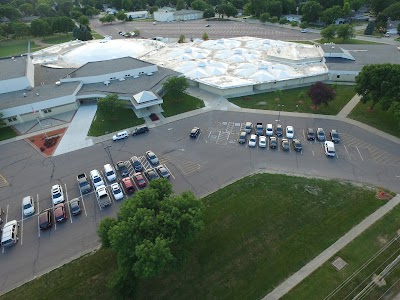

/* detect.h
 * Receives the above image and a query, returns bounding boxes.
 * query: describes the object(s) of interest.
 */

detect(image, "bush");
[290,21,298,27]
[279,18,288,24]
[270,16,279,23]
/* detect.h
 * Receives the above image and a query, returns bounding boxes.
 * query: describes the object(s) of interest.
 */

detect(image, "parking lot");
[0,110,399,295]
[90,18,320,41]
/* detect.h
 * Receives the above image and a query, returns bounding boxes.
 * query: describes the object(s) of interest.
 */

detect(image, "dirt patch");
[377,235,389,245]
[375,190,393,201]
[25,128,66,157]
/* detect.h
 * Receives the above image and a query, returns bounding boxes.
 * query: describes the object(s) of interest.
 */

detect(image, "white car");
[110,182,124,200]
[286,126,294,139]
[324,141,336,157]
[90,169,104,188]
[301,29,308,33]
[51,184,64,205]
[103,164,116,182]
[112,131,128,141]
[22,196,35,217]
[259,136,267,148]
[248,134,257,147]
[266,124,273,136]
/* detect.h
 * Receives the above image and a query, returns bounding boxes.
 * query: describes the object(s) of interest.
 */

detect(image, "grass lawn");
[88,105,145,137]
[315,38,383,44]
[228,85,356,115]
[0,39,42,58]
[41,33,75,44]
[284,200,400,300]
[92,31,104,39]
[3,174,386,300]
[349,100,400,138]
[0,126,17,141]
[288,40,315,45]
[162,92,205,117]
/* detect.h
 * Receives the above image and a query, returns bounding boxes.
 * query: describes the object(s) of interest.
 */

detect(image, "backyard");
[228,85,356,115]
[2,173,387,300]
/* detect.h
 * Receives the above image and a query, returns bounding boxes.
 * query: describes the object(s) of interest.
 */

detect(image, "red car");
[133,172,147,188]
[54,203,67,223]
[121,177,135,194]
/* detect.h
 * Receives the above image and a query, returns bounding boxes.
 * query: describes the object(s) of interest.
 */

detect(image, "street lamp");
[275,104,284,124]
[104,145,116,169]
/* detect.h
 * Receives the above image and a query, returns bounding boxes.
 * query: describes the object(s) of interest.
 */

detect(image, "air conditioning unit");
[146,72,153,76]
[104,80,110,86]
[55,81,61,86]
[119,78,125,81]
[198,62,206,67]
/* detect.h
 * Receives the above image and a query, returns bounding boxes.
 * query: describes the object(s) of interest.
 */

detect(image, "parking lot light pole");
[276,104,284,124]
[104,145,116,168]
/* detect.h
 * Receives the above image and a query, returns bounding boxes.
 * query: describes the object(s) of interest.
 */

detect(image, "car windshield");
[94,177,101,183]
[288,129,293,133]
[53,192,61,198]
[149,154,155,159]
[106,171,114,176]
[133,161,140,166]
[23,204,31,209]
[332,133,338,138]
[114,188,121,194]
[308,131,314,136]
[72,205,80,211]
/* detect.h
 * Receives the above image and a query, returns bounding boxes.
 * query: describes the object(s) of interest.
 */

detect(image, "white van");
[112,131,129,141]
[1,220,19,248]
[90,169,104,188]
[104,164,117,182]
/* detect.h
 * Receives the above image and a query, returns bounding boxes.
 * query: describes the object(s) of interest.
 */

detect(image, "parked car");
[0,220,19,248]
[248,134,257,147]
[301,29,308,33]
[110,182,124,200]
[156,165,170,178]
[324,141,336,157]
[69,198,81,216]
[121,177,135,194]
[256,123,264,136]
[103,163,116,182]
[39,209,52,230]
[330,129,340,143]
[281,138,290,151]
[317,128,326,142]
[238,131,247,144]
[286,126,294,139]
[90,169,104,188]
[130,156,143,172]
[51,184,64,205]
[132,126,149,136]
[292,139,302,152]
[244,122,253,134]
[146,151,159,165]
[306,128,315,141]
[269,136,278,149]
[259,136,267,148]
[190,127,201,138]
[205,24,210,27]
[54,203,67,223]
[275,124,283,137]
[133,172,147,187]
[22,196,35,217]
[112,131,129,141]
[116,161,129,177]
[144,169,159,181]
[266,124,273,136]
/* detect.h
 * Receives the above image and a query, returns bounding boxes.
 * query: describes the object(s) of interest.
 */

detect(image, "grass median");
[228,85,356,115]
[2,173,387,300]
[161,92,205,117]
[349,100,400,138]
[0,126,17,141]
[88,105,145,137]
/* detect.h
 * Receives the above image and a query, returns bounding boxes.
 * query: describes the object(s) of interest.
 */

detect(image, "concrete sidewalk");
[53,105,97,156]
[263,194,400,300]
[337,94,361,118]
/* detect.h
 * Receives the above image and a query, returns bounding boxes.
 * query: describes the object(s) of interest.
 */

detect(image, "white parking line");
[64,184,73,224]
[164,164,175,180]
[81,194,88,217]
[356,146,364,161]
[37,194,40,238]
[344,145,351,160]
[20,203,23,246]
[2,205,9,253]
[196,132,201,141]
[208,131,212,138]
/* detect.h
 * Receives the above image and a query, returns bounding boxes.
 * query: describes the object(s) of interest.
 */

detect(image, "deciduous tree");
[163,76,189,97]
[336,23,354,41]
[30,18,51,39]
[321,24,336,41]
[259,12,270,23]
[192,0,207,11]
[97,94,125,113]
[308,82,336,107]
[321,5,343,25]
[266,0,282,18]
[203,7,215,18]
[300,0,322,23]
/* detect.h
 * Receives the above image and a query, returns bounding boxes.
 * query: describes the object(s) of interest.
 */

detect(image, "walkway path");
[337,93,361,118]
[263,194,400,300]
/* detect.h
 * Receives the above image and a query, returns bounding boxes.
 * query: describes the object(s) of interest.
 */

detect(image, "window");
[43,109,52,114]
[7,117,17,122]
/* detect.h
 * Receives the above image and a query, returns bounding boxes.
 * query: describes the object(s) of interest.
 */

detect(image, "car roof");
[22,196,32,204]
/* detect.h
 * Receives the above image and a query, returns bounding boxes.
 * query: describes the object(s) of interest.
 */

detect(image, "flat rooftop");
[0,57,26,80]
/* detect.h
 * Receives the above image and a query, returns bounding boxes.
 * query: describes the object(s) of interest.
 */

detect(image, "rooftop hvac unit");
[198,62,206,67]
[55,81,61,86]
[146,72,153,76]
[185,48,192,53]
[119,78,125,81]
[104,80,110,86]
[133,75,139,78]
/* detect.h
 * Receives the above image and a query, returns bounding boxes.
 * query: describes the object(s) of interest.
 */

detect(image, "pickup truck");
[256,123,264,136]
[96,185,112,208]
[77,173,91,194]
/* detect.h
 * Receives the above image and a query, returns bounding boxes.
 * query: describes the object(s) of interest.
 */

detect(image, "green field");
[0,126,17,141]
[349,100,400,138]
[162,92,205,117]
[41,34,74,44]
[88,104,145,136]
[285,200,400,300]
[228,85,356,115]
[2,174,386,300]
[0,40,42,58]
